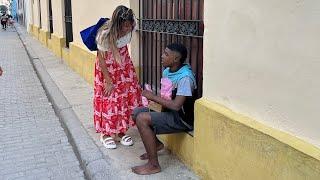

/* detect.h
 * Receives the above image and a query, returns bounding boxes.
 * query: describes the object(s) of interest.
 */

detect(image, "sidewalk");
[0,26,85,179]
[15,24,198,179]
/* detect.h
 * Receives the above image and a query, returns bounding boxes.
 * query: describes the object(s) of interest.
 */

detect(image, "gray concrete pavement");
[13,23,199,180]
[0,27,85,179]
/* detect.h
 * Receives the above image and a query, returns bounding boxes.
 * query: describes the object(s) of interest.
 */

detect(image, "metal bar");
[39,0,42,28]
[151,0,154,91]
[137,29,203,38]
[146,0,149,84]
[138,19,202,23]
[160,0,163,67]
[143,0,147,85]
[176,0,179,19]
[139,0,142,84]
[191,0,193,20]
[198,0,204,97]
[155,0,158,94]
[185,0,192,62]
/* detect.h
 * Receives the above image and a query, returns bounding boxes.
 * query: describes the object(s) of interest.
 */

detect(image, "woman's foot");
[120,135,134,146]
[100,134,117,149]
[132,162,161,175]
[139,142,164,160]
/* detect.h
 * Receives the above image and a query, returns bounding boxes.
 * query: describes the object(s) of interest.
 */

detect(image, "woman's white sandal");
[120,135,133,146]
[100,135,117,149]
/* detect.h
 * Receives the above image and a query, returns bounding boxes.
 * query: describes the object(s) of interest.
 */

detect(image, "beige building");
[27,0,320,179]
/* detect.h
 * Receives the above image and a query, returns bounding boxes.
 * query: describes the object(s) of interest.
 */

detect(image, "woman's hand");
[103,77,114,96]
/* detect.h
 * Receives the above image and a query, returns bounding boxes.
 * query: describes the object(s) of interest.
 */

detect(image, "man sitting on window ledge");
[132,43,197,175]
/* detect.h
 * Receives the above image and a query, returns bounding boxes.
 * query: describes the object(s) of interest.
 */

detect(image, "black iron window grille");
[64,0,73,48]
[138,0,204,98]
[139,19,202,38]
[49,0,53,36]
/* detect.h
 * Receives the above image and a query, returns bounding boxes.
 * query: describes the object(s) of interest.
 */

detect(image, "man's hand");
[142,90,155,101]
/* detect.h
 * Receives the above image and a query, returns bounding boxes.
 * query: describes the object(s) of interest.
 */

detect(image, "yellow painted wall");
[203,0,320,148]
[39,29,49,46]
[69,42,96,84]
[62,48,70,65]
[159,133,194,167]
[194,98,320,179]
[38,0,50,47]
[50,34,65,58]
[47,37,53,50]
[32,25,40,39]
[28,24,33,33]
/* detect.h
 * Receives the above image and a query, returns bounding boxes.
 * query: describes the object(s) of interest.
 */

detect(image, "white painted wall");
[39,0,49,31]
[71,0,130,47]
[51,0,64,37]
[26,0,33,31]
[203,0,320,147]
[32,0,40,27]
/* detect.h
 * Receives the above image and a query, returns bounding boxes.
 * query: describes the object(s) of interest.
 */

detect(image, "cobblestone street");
[0,27,85,179]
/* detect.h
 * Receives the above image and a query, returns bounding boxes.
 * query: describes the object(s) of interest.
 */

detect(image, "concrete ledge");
[69,42,96,84]
[194,98,320,180]
[39,29,50,46]
[32,25,40,39]
[159,133,194,168]
[28,24,33,33]
[50,34,66,58]
[47,35,53,50]
[62,47,71,65]
[16,25,114,180]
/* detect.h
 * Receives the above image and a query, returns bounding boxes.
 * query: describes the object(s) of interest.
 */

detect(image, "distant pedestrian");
[0,66,3,76]
[1,13,8,30]
[94,5,142,149]
[7,14,13,27]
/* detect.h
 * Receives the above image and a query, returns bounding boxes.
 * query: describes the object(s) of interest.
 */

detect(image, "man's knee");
[136,112,151,127]
[132,107,149,122]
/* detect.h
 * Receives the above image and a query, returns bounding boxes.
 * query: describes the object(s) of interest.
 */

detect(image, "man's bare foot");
[139,143,164,160]
[132,162,161,175]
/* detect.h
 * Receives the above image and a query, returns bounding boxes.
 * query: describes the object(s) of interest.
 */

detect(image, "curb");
[15,25,115,180]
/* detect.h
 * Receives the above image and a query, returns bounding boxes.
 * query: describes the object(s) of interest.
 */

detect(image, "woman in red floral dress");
[94,6,141,149]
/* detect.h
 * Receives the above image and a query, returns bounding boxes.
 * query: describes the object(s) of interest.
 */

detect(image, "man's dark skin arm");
[142,90,186,111]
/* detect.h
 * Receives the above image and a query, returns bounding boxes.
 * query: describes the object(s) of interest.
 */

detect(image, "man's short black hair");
[167,43,188,64]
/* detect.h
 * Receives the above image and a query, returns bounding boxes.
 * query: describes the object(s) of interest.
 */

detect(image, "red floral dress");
[94,46,142,136]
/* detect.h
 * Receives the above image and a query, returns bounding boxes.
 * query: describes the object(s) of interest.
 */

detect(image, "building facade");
[26,0,320,179]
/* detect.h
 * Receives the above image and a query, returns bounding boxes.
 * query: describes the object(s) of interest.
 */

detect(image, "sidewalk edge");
[15,25,114,180]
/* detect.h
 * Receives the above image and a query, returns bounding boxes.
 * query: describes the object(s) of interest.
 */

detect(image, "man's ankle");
[148,159,160,166]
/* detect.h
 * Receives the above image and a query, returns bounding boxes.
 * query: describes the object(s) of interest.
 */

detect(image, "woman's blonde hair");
[97,5,135,63]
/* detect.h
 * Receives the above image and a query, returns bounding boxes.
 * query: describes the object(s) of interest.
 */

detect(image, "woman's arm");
[97,51,113,94]
[97,51,110,81]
